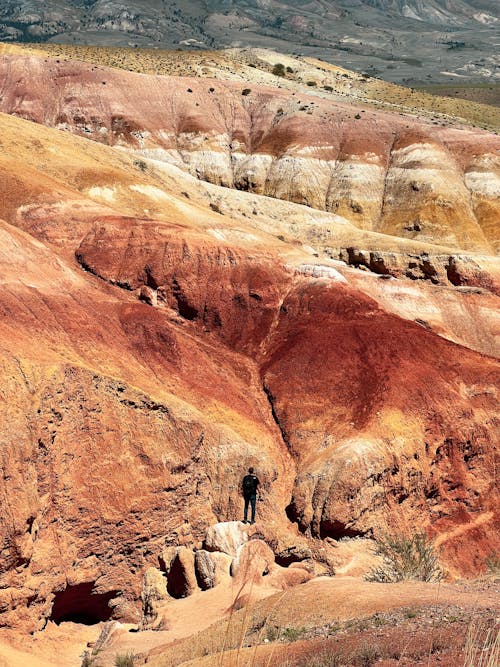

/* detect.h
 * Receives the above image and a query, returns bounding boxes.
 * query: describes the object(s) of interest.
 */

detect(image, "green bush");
[282,625,307,642]
[272,63,286,77]
[366,532,442,583]
[114,654,134,667]
[353,643,382,666]
[265,625,279,642]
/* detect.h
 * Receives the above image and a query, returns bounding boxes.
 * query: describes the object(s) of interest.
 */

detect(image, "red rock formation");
[0,214,293,632]
[0,53,498,638]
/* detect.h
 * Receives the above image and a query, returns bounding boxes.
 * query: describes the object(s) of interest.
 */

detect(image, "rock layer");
[0,54,498,253]
[0,52,498,637]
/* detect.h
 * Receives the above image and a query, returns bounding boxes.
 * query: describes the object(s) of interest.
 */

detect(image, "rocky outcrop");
[204,522,249,558]
[141,568,169,630]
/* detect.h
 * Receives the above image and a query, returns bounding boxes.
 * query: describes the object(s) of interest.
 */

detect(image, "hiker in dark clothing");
[241,467,260,524]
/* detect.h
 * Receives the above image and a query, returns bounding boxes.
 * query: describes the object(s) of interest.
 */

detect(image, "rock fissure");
[262,381,291,452]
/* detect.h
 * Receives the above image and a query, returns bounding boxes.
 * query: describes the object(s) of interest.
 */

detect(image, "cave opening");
[166,554,191,599]
[319,520,366,540]
[49,582,118,625]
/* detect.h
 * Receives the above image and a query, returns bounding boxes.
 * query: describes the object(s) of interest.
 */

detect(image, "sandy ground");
[6,574,495,667]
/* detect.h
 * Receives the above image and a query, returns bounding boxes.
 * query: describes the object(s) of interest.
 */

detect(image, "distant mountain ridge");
[0,0,498,84]
[362,0,497,24]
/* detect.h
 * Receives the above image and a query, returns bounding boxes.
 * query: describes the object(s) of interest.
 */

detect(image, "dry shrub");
[365,532,442,583]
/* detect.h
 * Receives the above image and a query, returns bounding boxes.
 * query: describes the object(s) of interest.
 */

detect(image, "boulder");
[204,522,249,557]
[231,540,276,585]
[166,547,198,599]
[141,567,168,629]
[267,565,313,590]
[195,549,232,589]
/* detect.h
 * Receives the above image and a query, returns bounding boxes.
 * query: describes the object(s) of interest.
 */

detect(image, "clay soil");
[141,576,499,667]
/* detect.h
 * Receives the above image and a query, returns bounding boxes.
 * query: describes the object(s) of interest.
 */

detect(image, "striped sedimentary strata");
[0,54,498,254]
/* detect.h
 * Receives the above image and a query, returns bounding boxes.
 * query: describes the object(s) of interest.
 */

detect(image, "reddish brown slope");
[0,215,293,633]
[259,282,499,574]
[76,222,500,575]
[0,79,497,639]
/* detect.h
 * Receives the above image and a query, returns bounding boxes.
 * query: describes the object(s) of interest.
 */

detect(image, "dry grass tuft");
[463,622,499,667]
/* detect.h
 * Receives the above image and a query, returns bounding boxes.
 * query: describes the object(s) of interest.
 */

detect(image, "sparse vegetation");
[2,42,498,130]
[353,643,382,666]
[484,550,500,574]
[366,532,443,583]
[81,651,101,667]
[265,625,279,642]
[297,650,343,666]
[464,622,499,667]
[272,62,286,77]
[133,159,147,172]
[282,625,308,642]
[242,88,251,96]
[114,653,134,667]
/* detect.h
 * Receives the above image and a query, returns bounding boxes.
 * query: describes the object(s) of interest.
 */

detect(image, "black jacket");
[242,474,260,497]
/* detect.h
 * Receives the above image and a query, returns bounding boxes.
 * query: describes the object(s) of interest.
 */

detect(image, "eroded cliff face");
[0,51,498,635]
[75,213,500,577]
[0,216,294,632]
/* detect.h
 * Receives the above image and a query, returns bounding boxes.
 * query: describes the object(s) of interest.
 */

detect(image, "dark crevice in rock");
[275,545,311,567]
[285,500,307,533]
[49,582,118,625]
[75,252,100,278]
[166,554,191,599]
[75,252,132,289]
[319,520,367,540]
[262,382,290,450]
[446,256,465,286]
[144,264,160,289]
[171,278,198,320]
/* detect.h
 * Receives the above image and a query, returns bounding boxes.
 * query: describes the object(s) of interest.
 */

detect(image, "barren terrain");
[0,0,498,86]
[0,45,498,666]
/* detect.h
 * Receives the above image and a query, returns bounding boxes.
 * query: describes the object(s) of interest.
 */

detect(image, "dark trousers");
[243,494,256,523]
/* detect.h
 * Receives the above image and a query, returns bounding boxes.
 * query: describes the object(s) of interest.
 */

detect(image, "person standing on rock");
[241,467,260,524]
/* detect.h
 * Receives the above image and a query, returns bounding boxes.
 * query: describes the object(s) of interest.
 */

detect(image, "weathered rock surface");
[230,540,276,584]
[194,550,217,591]
[141,568,169,630]
[204,522,249,558]
[0,49,498,642]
